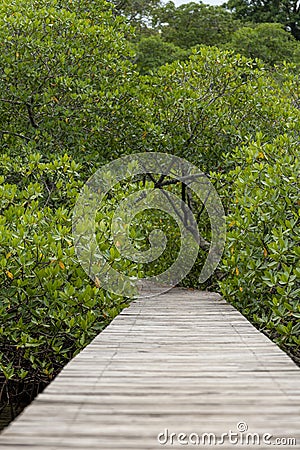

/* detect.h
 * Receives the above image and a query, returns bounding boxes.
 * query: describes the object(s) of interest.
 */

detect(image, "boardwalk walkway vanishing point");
[0,287,300,449]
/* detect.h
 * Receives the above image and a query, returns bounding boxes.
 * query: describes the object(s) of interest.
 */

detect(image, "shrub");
[227,23,300,67]
[138,47,299,172]
[0,153,137,400]
[219,134,300,363]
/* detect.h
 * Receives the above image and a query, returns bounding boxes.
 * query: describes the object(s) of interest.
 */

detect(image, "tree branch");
[0,130,30,141]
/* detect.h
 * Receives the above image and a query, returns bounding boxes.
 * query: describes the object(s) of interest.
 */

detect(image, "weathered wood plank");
[0,288,299,449]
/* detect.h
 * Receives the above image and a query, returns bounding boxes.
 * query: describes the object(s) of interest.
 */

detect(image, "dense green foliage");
[220,134,300,363]
[138,48,296,170]
[228,23,300,67]
[0,0,139,401]
[135,35,190,74]
[0,0,299,410]
[135,54,300,364]
[0,0,138,161]
[153,2,239,49]
[110,0,162,32]
[129,1,300,71]
[227,0,300,40]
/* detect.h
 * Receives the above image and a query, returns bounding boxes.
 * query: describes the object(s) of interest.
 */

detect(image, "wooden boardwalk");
[0,287,300,449]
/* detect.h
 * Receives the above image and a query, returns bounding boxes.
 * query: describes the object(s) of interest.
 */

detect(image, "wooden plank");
[0,288,299,449]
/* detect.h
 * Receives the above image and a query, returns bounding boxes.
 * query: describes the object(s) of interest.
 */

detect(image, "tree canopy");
[153,2,240,48]
[227,0,300,40]
[110,0,163,34]
[0,0,138,161]
[135,35,190,74]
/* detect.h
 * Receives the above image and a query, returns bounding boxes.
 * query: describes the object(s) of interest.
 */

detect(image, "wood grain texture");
[0,288,299,449]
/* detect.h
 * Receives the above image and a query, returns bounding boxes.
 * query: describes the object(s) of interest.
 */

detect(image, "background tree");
[153,1,240,49]
[0,0,140,162]
[228,22,300,66]
[134,35,190,74]
[110,0,163,37]
[137,47,298,171]
[226,0,300,40]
